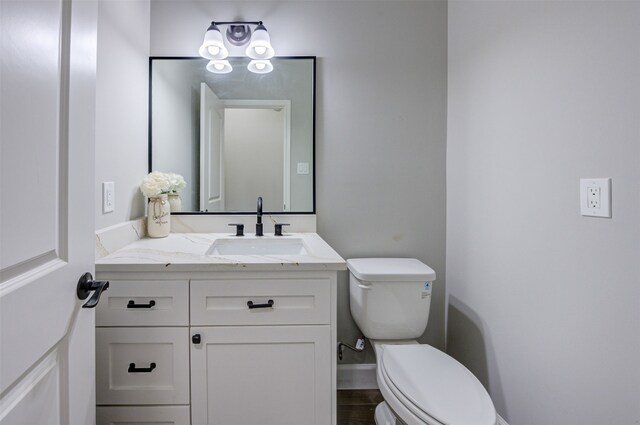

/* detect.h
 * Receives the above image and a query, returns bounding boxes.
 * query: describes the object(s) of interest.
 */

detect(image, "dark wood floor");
[337,389,383,425]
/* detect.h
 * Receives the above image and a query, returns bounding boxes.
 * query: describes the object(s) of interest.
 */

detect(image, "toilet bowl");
[347,258,497,425]
[373,341,497,425]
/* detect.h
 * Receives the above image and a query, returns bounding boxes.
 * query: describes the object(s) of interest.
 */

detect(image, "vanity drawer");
[190,277,331,326]
[96,280,188,326]
[97,406,190,425]
[96,327,189,405]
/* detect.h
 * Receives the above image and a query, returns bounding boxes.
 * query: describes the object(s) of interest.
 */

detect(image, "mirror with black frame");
[149,56,315,213]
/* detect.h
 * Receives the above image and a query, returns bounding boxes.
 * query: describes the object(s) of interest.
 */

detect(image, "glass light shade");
[198,24,228,60]
[206,60,232,74]
[245,24,275,59]
[247,59,273,74]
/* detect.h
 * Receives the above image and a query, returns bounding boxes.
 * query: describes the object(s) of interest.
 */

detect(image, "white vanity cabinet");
[95,270,338,425]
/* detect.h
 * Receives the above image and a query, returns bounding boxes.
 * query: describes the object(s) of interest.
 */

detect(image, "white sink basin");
[206,238,309,256]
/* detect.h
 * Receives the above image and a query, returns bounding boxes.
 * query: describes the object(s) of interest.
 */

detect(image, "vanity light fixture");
[198,21,275,74]
[206,59,232,74]
[247,59,274,74]
[198,23,229,60]
[245,24,275,59]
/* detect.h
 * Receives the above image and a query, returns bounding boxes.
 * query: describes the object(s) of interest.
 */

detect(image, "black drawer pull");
[247,299,274,309]
[127,300,156,309]
[128,362,156,373]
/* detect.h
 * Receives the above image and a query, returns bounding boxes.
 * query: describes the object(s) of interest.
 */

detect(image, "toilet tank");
[347,258,436,340]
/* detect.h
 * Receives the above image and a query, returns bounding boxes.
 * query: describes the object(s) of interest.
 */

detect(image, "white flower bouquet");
[140,171,186,198]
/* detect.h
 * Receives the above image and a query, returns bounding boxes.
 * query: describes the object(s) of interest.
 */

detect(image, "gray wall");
[95,0,149,230]
[447,1,640,423]
[150,0,449,359]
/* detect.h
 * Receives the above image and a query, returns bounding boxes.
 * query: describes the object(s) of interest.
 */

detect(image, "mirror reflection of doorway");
[200,87,291,212]
[224,107,287,211]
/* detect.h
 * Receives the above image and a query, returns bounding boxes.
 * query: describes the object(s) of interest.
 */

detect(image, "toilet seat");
[378,358,441,425]
[380,344,497,425]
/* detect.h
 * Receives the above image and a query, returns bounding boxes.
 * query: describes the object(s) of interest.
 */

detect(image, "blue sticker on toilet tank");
[421,282,432,298]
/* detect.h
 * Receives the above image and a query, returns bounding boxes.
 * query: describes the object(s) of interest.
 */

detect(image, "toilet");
[347,258,497,425]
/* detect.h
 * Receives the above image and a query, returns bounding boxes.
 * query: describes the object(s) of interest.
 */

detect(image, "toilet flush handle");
[356,283,372,290]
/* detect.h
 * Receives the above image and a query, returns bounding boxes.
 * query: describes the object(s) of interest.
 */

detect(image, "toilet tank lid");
[347,258,436,282]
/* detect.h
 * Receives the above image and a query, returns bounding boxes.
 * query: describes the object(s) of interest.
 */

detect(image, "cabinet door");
[191,326,331,425]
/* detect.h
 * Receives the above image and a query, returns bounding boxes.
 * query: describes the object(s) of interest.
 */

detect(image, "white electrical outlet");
[587,186,600,209]
[103,182,115,213]
[580,178,611,218]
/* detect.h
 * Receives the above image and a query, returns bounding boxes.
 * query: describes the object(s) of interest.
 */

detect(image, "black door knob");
[192,334,201,344]
[76,272,109,308]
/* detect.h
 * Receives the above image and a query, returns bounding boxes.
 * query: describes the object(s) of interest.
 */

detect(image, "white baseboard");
[337,363,378,390]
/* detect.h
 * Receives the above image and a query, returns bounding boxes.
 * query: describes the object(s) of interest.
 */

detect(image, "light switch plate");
[580,178,611,218]
[103,182,115,213]
[297,162,309,175]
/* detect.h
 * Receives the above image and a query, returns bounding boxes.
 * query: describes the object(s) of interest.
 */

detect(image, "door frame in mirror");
[148,56,316,215]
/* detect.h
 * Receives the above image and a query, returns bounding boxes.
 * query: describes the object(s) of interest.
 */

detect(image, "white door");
[0,0,98,424]
[222,108,286,211]
[199,83,224,212]
[221,100,291,212]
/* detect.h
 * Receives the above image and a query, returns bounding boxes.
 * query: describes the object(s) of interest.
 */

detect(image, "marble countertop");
[95,233,346,273]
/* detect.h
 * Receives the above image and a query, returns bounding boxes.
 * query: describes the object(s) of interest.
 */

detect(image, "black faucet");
[256,196,263,236]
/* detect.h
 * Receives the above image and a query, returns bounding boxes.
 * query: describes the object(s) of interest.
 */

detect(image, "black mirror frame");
[148,55,316,215]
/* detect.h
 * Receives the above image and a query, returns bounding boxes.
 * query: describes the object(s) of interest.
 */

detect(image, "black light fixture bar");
[211,21,262,26]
